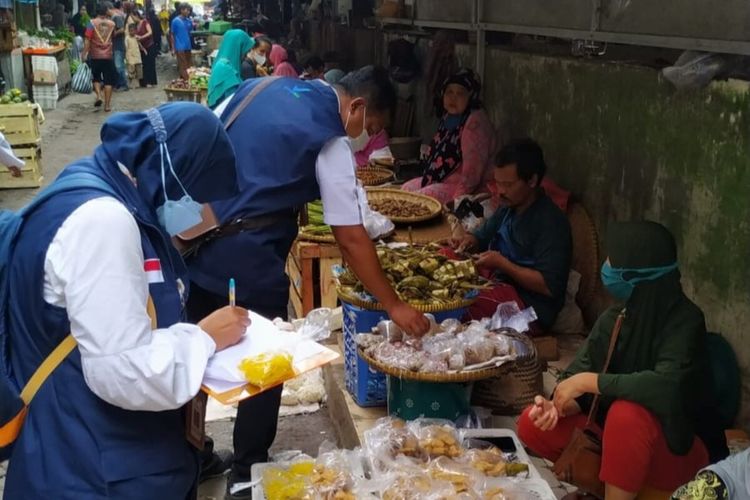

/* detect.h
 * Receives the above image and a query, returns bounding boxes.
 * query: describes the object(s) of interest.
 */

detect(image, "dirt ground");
[0,54,337,499]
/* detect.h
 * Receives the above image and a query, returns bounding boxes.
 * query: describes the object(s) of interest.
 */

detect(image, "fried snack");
[310,465,355,500]
[483,487,508,500]
[416,424,463,458]
[463,448,508,477]
[382,474,453,500]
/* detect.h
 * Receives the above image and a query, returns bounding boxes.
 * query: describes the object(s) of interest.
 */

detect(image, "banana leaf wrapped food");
[337,244,483,307]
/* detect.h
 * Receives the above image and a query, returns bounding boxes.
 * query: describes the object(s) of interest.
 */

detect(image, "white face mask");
[345,106,369,153]
[252,52,267,66]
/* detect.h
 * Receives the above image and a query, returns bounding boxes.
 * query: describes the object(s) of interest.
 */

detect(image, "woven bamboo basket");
[470,355,543,415]
[366,188,442,224]
[337,286,476,313]
[356,166,395,186]
[567,201,600,310]
[358,348,516,383]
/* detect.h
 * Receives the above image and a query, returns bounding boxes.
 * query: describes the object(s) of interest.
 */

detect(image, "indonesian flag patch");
[144,258,164,284]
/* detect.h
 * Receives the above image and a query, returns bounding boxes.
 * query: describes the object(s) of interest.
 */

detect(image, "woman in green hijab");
[517,221,727,500]
[207,29,255,109]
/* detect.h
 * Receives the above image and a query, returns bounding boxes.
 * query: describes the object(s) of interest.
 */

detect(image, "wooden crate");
[164,87,205,104]
[0,145,42,188]
[0,103,42,147]
[287,240,342,318]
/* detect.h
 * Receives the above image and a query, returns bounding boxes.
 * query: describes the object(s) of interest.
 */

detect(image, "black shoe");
[199,449,233,483]
[225,472,254,500]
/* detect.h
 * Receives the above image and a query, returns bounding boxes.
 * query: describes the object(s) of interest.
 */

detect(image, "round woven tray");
[337,287,476,312]
[366,188,442,224]
[358,347,517,383]
[356,167,395,187]
[370,157,395,169]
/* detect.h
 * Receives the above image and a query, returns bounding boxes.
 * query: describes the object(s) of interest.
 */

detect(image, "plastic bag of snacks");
[380,471,457,500]
[363,417,427,473]
[407,419,464,459]
[262,457,316,500]
[238,351,294,388]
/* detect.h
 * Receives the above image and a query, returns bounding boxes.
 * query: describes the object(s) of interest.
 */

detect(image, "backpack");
[0,172,116,461]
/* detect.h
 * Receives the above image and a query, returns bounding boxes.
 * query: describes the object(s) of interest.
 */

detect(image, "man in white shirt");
[187,66,430,499]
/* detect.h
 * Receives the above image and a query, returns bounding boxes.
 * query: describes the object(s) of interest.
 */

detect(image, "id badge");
[185,391,207,450]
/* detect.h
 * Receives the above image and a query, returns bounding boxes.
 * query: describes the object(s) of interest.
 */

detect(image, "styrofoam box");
[249,429,556,500]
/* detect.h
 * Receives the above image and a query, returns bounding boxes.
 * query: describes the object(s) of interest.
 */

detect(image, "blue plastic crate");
[342,300,467,408]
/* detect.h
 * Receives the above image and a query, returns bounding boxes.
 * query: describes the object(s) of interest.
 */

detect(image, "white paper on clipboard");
[202,311,338,396]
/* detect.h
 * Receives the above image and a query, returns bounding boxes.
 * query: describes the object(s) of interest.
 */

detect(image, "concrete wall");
[480,48,750,429]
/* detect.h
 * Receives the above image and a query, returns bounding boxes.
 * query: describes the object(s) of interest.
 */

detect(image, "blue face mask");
[147,108,204,237]
[600,261,679,301]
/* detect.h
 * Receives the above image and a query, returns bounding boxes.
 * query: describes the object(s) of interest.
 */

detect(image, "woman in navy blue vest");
[187,66,432,499]
[4,103,250,499]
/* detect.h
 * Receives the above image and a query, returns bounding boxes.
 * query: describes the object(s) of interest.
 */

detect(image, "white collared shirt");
[43,197,216,411]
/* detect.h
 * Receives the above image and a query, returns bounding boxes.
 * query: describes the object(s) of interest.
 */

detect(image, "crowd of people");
[73,0,163,111]
[0,10,746,500]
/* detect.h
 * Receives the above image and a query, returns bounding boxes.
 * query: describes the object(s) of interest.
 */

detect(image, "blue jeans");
[113,47,128,89]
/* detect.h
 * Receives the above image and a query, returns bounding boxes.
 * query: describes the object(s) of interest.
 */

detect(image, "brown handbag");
[553,309,626,499]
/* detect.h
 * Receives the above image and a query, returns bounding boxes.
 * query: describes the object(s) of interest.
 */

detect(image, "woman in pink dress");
[403,68,496,205]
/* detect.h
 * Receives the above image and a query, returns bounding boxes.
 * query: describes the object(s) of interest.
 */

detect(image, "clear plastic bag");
[408,419,464,459]
[358,183,396,239]
[426,456,483,496]
[489,301,538,333]
[298,308,333,341]
[363,417,427,474]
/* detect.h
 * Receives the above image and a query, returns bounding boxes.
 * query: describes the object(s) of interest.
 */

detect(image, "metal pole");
[475,0,485,86]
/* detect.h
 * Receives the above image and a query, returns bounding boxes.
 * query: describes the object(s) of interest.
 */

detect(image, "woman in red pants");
[517,221,727,500]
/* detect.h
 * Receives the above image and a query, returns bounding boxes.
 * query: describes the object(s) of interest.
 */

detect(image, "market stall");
[164,66,210,104]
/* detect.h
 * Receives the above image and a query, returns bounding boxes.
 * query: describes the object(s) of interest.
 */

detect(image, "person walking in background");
[68,5,89,61]
[110,1,128,91]
[125,23,143,89]
[131,10,157,87]
[171,3,193,80]
[159,5,170,52]
[82,2,116,112]
[145,5,163,66]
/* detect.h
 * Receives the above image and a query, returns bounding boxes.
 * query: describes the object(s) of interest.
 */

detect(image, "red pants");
[517,400,708,493]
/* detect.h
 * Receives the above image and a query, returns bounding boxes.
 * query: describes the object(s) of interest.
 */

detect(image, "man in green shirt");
[454,138,572,330]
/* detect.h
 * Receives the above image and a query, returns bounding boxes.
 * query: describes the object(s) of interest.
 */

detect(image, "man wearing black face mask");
[185,66,431,500]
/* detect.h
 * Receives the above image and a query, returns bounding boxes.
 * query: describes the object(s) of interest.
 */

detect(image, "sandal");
[94,99,103,107]
[104,106,112,113]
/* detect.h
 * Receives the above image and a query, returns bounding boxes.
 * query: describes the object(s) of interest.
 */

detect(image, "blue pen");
[229,278,236,308]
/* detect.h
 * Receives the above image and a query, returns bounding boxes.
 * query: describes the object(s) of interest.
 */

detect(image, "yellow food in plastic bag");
[262,464,314,500]
[238,352,294,388]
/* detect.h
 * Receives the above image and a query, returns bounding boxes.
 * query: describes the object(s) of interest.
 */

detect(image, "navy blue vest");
[188,77,346,306]
[4,189,198,499]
